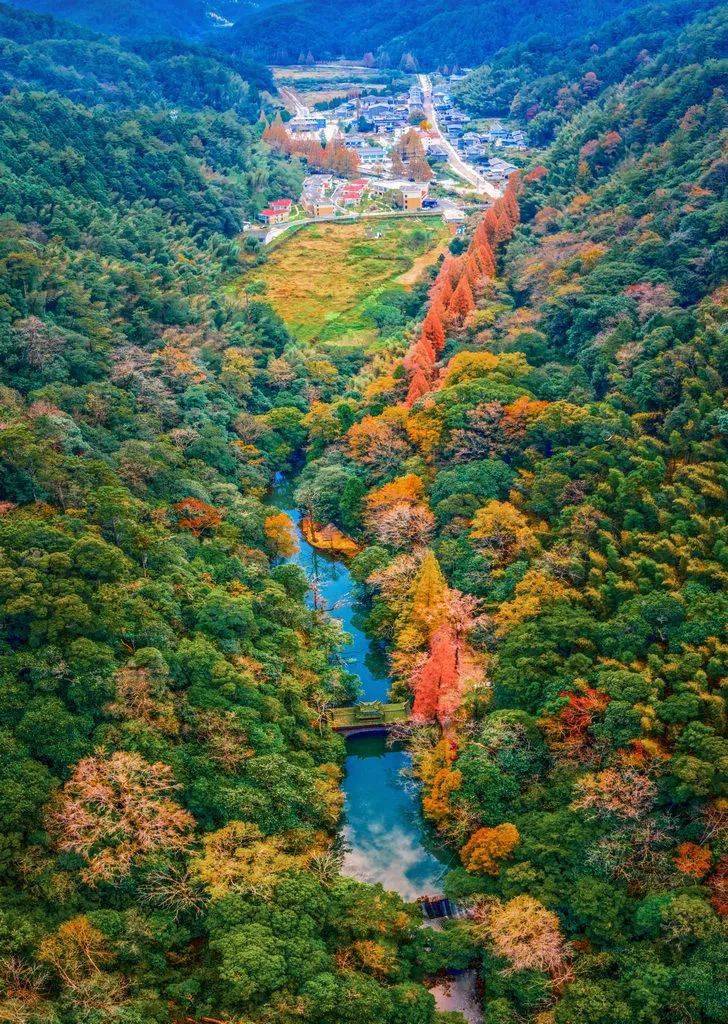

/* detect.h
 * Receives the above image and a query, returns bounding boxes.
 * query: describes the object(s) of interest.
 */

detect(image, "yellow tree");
[264,512,299,558]
[461,823,520,874]
[470,500,541,566]
[397,549,449,651]
[477,895,567,976]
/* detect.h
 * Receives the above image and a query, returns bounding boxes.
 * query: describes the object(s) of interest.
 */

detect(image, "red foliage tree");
[412,625,459,724]
[674,842,712,878]
[495,205,515,243]
[174,498,223,537]
[406,369,431,407]
[524,165,548,183]
[545,687,610,758]
[478,208,498,248]
[421,305,446,352]
[431,272,453,307]
[405,338,436,377]
[470,241,496,278]
[448,275,475,323]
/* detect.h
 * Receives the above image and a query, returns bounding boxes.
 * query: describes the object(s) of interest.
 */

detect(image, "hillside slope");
[297,5,728,1020]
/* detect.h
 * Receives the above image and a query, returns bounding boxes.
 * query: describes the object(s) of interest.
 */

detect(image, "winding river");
[272,477,452,898]
[272,478,482,1022]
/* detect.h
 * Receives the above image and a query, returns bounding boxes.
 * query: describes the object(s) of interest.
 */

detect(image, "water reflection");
[341,734,452,900]
[273,482,390,702]
[272,479,481,1018]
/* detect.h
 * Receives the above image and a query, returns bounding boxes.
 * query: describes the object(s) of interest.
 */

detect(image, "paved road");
[419,74,500,199]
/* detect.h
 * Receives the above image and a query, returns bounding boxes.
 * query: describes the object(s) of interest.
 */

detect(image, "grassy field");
[246,218,450,346]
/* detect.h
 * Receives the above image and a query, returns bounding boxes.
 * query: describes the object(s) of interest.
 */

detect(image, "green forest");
[0,1,726,1023]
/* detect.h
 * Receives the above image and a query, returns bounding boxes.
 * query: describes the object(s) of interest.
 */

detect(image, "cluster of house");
[485,156,521,184]
[368,178,430,210]
[300,175,338,218]
[298,175,374,217]
[433,87,528,147]
[342,135,390,169]
[483,121,528,149]
[329,91,413,134]
[340,179,368,206]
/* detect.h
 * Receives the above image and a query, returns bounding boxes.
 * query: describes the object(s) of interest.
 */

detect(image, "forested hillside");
[0,2,273,107]
[0,7,449,1023]
[0,0,726,1021]
[296,3,728,1021]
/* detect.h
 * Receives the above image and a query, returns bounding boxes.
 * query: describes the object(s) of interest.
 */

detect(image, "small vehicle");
[422,198,438,209]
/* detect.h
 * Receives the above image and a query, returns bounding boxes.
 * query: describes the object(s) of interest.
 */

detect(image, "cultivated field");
[247,218,450,345]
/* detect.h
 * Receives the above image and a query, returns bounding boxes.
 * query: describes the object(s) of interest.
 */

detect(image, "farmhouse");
[303,197,335,218]
[486,157,519,182]
[399,183,430,210]
[270,199,292,214]
[288,115,327,136]
[340,180,368,205]
[259,198,292,225]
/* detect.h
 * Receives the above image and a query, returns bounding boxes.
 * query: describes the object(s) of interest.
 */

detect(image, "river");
[271,477,482,1022]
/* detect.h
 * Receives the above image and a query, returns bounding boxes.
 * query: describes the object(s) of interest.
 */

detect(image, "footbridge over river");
[329,700,409,735]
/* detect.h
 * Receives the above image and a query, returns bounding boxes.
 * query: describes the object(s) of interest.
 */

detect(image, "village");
[254,64,531,242]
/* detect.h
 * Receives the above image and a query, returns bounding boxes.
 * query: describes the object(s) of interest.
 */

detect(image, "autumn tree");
[347,412,411,476]
[396,549,450,657]
[174,497,223,537]
[470,500,541,565]
[47,751,194,882]
[412,625,459,723]
[421,304,446,353]
[192,820,325,900]
[405,368,431,407]
[477,895,567,976]
[448,274,475,324]
[38,916,121,1012]
[461,823,520,875]
[264,511,299,557]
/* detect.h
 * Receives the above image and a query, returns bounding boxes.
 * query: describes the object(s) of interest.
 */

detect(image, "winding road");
[419,74,501,199]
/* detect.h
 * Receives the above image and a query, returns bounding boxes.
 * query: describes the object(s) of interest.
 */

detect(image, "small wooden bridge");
[329,701,409,735]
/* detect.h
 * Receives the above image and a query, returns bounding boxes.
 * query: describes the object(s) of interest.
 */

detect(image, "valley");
[0,3,725,1024]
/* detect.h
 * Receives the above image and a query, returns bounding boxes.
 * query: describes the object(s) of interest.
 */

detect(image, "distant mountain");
[213,0,644,68]
[8,0,278,40]
[0,2,274,108]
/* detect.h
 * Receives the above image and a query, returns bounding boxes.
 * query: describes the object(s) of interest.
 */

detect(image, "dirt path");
[396,238,451,287]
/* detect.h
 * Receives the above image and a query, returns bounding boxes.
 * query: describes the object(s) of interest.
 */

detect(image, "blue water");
[273,480,390,702]
[271,478,452,898]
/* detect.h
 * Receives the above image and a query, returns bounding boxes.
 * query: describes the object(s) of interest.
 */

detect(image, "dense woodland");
[0,6,451,1023]
[0,0,726,1023]
[454,0,725,141]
